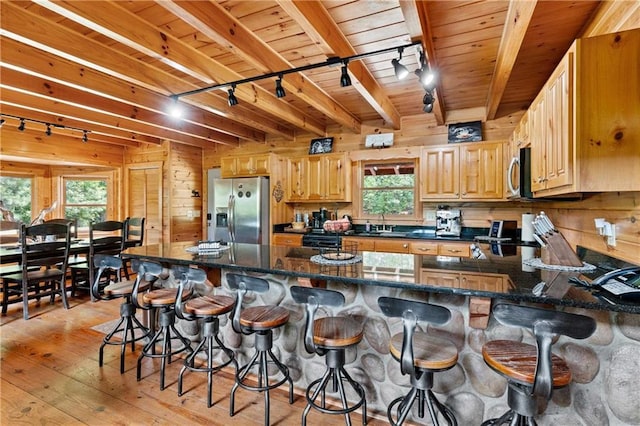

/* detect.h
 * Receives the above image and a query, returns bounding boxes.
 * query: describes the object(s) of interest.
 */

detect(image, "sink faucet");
[377,213,393,232]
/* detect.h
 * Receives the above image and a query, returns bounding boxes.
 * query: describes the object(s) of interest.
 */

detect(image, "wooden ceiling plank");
[0,103,154,146]
[485,0,537,120]
[0,85,228,148]
[158,0,360,134]
[277,0,401,129]
[37,0,326,136]
[0,2,293,140]
[0,67,239,146]
[1,38,265,144]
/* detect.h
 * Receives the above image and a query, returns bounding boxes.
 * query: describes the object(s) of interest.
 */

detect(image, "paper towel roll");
[521,246,537,272]
[521,213,535,242]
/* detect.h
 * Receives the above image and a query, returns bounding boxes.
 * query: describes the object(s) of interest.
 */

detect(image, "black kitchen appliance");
[507,147,533,200]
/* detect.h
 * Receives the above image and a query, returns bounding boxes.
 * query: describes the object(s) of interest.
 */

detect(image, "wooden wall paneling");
[168,142,202,242]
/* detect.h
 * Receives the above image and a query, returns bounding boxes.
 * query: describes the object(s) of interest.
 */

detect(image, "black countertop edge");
[123,243,640,314]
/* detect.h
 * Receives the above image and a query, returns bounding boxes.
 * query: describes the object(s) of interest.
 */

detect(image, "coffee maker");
[311,208,329,232]
[436,207,462,237]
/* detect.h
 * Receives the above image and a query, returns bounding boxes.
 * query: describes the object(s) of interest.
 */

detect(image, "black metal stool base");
[388,388,457,426]
[302,364,367,426]
[177,319,238,408]
[99,299,149,374]
[136,308,193,390]
[481,410,538,426]
[229,331,294,425]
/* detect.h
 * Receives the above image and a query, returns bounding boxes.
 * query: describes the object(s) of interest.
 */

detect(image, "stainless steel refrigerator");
[211,177,269,244]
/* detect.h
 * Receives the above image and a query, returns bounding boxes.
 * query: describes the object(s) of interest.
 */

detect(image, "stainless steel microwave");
[507,147,533,200]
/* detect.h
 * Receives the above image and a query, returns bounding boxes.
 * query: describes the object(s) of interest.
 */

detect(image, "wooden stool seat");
[184,294,235,316]
[142,287,191,306]
[482,340,571,388]
[390,331,458,371]
[313,316,363,348]
[103,279,149,296]
[239,305,289,330]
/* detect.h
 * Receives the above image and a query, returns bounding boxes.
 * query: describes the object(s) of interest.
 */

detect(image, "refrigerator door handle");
[228,194,236,242]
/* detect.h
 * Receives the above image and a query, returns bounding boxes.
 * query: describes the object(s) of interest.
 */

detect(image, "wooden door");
[306,155,323,200]
[286,157,307,201]
[125,162,162,245]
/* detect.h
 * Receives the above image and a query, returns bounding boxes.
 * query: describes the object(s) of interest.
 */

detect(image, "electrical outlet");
[426,211,436,221]
[187,210,193,218]
[608,224,616,246]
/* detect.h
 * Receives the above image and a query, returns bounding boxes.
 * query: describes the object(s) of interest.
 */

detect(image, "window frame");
[355,158,423,223]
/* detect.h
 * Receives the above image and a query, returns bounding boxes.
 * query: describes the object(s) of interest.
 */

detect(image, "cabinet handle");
[462,192,466,195]
[455,193,459,196]
[447,249,461,253]
[403,244,408,248]
[419,248,434,252]
[337,160,341,169]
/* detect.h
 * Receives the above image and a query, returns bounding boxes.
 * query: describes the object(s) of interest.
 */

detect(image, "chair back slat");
[44,218,78,239]
[290,286,345,307]
[125,217,145,246]
[378,296,451,326]
[226,273,269,293]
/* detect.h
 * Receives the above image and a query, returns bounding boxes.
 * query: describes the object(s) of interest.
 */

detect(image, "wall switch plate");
[187,210,193,218]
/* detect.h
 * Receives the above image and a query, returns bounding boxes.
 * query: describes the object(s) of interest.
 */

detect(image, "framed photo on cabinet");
[309,137,334,154]
[448,121,482,143]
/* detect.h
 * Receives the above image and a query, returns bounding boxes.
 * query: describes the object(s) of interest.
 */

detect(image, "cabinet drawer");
[342,237,375,252]
[272,234,303,247]
[438,243,471,257]
[410,241,439,255]
[375,239,410,253]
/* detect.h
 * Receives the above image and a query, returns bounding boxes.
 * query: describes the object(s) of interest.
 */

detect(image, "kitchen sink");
[355,231,408,238]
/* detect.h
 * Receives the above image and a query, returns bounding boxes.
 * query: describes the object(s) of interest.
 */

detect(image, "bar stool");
[290,285,367,426]
[226,273,294,425]
[132,262,193,390]
[91,255,155,374]
[173,265,238,408]
[481,303,596,425]
[378,296,459,426]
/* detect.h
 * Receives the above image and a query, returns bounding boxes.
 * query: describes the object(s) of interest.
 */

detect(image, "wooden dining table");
[0,240,91,265]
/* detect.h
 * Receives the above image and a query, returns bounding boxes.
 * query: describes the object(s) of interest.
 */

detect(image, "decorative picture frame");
[447,121,482,143]
[309,137,334,155]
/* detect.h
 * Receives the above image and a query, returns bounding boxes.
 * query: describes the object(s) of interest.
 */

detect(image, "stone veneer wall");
[174,271,640,425]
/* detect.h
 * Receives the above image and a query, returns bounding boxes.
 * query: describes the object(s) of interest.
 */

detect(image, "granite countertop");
[123,242,640,314]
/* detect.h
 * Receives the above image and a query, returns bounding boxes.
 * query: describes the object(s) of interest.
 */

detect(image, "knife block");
[540,231,583,267]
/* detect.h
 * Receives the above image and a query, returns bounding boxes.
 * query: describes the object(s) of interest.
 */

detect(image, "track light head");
[416,68,436,90]
[227,84,238,106]
[392,48,409,80]
[18,118,26,131]
[340,61,352,87]
[275,75,286,98]
[423,90,434,113]
[82,130,88,143]
[45,123,52,136]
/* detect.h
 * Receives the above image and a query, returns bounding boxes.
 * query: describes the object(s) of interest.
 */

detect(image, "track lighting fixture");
[1,114,91,142]
[340,60,352,87]
[168,95,183,118]
[392,47,409,80]
[275,75,286,98]
[227,84,238,106]
[423,90,434,113]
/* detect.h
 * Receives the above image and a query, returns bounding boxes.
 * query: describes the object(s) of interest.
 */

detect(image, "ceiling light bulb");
[392,58,409,80]
[421,70,436,89]
[169,97,183,118]
[340,62,352,87]
[46,123,52,136]
[18,118,25,131]
[227,85,238,106]
[275,77,286,98]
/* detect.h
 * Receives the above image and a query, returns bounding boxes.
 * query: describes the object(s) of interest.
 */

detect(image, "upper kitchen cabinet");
[421,142,504,201]
[221,154,271,178]
[286,152,351,202]
[530,29,640,197]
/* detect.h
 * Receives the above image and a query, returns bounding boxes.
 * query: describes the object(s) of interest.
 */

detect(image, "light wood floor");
[1,294,388,425]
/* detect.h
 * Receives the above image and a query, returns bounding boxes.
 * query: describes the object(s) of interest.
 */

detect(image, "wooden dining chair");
[1,222,71,320]
[122,217,145,279]
[70,220,126,301]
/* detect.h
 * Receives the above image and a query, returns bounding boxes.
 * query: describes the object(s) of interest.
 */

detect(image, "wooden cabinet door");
[420,269,459,288]
[324,153,349,201]
[220,157,237,177]
[460,142,503,199]
[306,155,323,201]
[421,146,459,199]
[252,155,271,175]
[460,273,504,292]
[343,236,375,252]
[287,157,307,201]
[529,92,547,192]
[544,51,573,191]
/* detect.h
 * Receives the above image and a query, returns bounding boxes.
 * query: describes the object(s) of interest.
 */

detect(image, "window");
[63,178,108,228]
[361,160,417,218]
[0,175,32,223]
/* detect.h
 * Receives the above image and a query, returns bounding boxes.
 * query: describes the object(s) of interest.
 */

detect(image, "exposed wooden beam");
[581,0,640,36]
[276,0,401,129]
[36,0,327,136]
[0,2,294,140]
[411,0,445,125]
[486,0,538,120]
[160,0,361,134]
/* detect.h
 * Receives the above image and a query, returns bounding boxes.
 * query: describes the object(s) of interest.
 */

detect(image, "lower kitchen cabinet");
[420,269,506,292]
[272,233,303,247]
[343,237,471,257]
